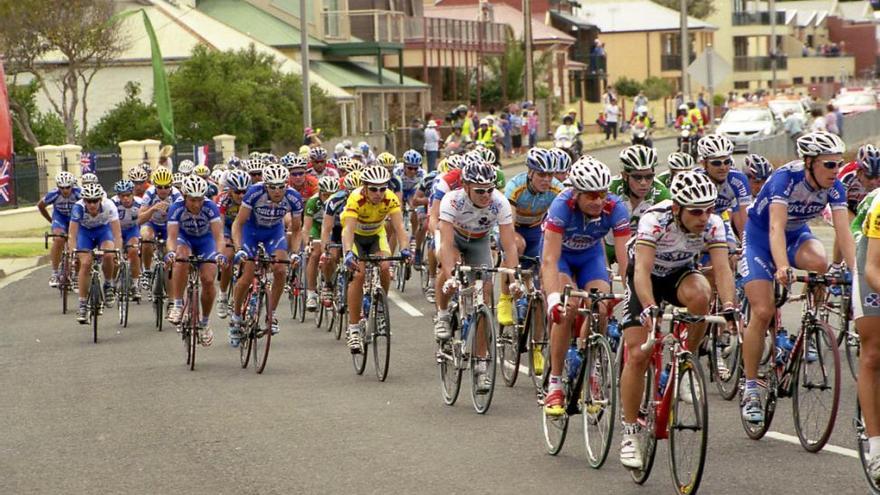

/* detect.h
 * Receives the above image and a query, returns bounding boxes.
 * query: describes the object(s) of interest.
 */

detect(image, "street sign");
[687,47,732,89]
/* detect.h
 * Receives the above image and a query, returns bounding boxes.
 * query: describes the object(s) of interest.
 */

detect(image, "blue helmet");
[403,149,422,166]
[858,144,880,176]
[114,179,134,194]
[744,154,773,181]
[225,169,251,192]
[526,148,553,173]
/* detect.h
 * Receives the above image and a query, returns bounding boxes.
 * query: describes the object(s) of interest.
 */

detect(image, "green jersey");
[657,170,674,189]
[305,195,326,239]
[852,189,880,243]
[605,176,671,250]
[495,169,506,190]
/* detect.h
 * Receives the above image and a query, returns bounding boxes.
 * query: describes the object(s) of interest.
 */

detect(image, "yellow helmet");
[437,158,449,173]
[298,145,310,158]
[151,167,173,187]
[343,170,362,190]
[376,152,396,168]
[192,164,210,178]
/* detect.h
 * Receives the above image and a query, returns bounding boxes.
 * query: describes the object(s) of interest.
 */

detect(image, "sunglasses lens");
[586,191,607,200]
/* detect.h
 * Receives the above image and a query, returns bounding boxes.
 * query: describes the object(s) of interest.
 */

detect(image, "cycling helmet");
[260,153,277,164]
[182,175,209,198]
[667,152,696,171]
[193,164,210,178]
[81,183,104,200]
[568,156,611,192]
[744,154,773,180]
[318,175,340,194]
[225,169,251,192]
[55,171,76,188]
[358,141,370,154]
[697,134,734,159]
[138,161,152,175]
[670,170,717,208]
[343,170,362,190]
[475,146,496,164]
[619,145,657,172]
[249,151,261,160]
[376,152,396,168]
[526,148,554,172]
[243,159,263,174]
[309,147,328,162]
[288,155,308,170]
[797,131,845,158]
[128,167,148,182]
[81,173,99,185]
[178,159,195,175]
[212,163,227,172]
[114,179,134,194]
[227,156,241,169]
[298,145,310,158]
[172,172,185,188]
[262,163,289,186]
[403,149,423,166]
[550,148,572,173]
[210,169,225,185]
[447,154,466,171]
[857,144,880,176]
[361,165,392,185]
[346,159,366,174]
[151,167,173,187]
[462,160,497,184]
[336,155,353,173]
[280,153,295,168]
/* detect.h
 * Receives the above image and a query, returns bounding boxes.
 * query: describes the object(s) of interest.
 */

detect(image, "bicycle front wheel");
[118,263,130,328]
[153,265,165,332]
[582,335,617,469]
[470,307,497,414]
[526,294,549,393]
[371,290,391,382]
[498,322,521,387]
[713,325,742,401]
[90,275,101,343]
[60,254,70,315]
[668,353,709,494]
[792,322,840,452]
[631,363,658,485]
[253,288,273,374]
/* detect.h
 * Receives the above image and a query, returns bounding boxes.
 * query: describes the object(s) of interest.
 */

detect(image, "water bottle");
[565,345,582,382]
[775,329,794,365]
[658,363,672,394]
[461,316,471,341]
[515,297,528,323]
[607,318,621,353]
[362,295,371,317]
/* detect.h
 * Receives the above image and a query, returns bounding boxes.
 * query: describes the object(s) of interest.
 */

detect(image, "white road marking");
[388,290,424,317]
[764,431,859,458]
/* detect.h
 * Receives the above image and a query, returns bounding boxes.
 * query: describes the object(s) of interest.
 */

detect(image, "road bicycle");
[74,249,119,344]
[855,398,880,494]
[318,243,344,337]
[496,256,547,390]
[240,244,290,374]
[823,275,857,381]
[176,256,217,371]
[140,238,168,332]
[287,248,306,323]
[45,232,72,314]
[418,232,435,303]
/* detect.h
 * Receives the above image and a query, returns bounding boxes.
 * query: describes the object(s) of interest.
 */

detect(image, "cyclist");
[308,147,339,180]
[696,134,750,238]
[303,176,340,311]
[166,175,226,346]
[39,171,81,288]
[244,159,263,184]
[287,155,319,200]
[172,172,185,191]
[657,152,696,188]
[320,171,361,305]
[395,149,426,235]
[434,159,518,392]
[128,167,150,199]
[230,163,303,344]
[542,157,631,414]
[138,167,181,290]
[618,171,737,469]
[217,169,251,319]
[830,144,880,267]
[497,147,563,328]
[111,179,143,300]
[740,132,855,425]
[81,173,99,186]
[341,166,412,353]
[548,147,572,184]
[69,183,123,323]
[178,159,195,176]
[743,153,773,197]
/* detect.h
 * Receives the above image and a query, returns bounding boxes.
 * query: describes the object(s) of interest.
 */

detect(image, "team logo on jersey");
[866,293,880,308]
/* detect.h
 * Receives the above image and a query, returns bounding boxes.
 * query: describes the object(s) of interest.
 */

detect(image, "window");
[806,34,814,48]
[793,77,804,84]
[734,37,749,57]
[734,81,750,89]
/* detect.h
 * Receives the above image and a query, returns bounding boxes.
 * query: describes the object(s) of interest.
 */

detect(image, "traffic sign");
[687,46,732,89]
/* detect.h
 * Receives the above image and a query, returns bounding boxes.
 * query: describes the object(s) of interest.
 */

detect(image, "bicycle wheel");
[315,292,325,329]
[845,326,860,382]
[297,263,307,324]
[439,315,463,405]
[792,322,840,452]
[371,290,391,382]
[498,322,521,387]
[741,362,778,440]
[181,300,192,367]
[153,264,165,332]
[470,307,496,414]
[240,288,257,369]
[713,324,742,401]
[856,401,880,494]
[352,310,368,375]
[253,287,272,374]
[288,269,298,320]
[395,261,406,292]
[668,353,709,494]
[118,262,130,328]
[541,357,568,455]
[582,335,617,469]
[631,363,658,484]
[60,254,69,315]
[527,295,549,393]
[90,275,101,344]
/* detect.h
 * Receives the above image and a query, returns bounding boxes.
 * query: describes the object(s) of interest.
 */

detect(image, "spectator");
[674,92,684,109]
[159,145,174,170]
[825,103,840,135]
[509,110,523,156]
[303,127,322,147]
[783,108,805,142]
[634,90,648,110]
[424,120,441,172]
[500,112,512,158]
[697,93,709,123]
[444,123,471,154]
[527,109,539,148]
[409,118,425,156]
[602,87,616,106]
[604,97,620,140]
[810,107,827,132]
[595,111,607,134]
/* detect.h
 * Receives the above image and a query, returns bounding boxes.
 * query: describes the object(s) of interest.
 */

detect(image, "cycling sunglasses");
[684,206,713,217]
[708,158,734,167]
[85,198,101,204]
[819,159,844,170]
[291,171,306,177]
[580,190,607,200]
[629,173,655,183]
[156,185,171,190]
[266,184,286,191]
[367,185,387,193]
[472,186,495,195]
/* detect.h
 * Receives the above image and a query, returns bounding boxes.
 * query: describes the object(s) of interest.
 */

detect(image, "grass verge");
[0,242,46,258]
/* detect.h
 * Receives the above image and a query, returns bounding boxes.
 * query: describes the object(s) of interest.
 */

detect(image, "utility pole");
[523,0,535,103]
[769,0,777,94]
[680,0,689,99]
[300,0,312,128]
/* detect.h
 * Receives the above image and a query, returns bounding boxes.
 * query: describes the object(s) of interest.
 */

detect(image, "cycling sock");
[870,437,880,458]
[548,374,562,392]
[199,317,209,327]
[744,379,759,395]
[437,309,450,319]
[174,298,183,307]
[622,422,640,435]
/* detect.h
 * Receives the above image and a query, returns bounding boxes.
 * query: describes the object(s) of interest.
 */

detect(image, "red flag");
[0,60,13,158]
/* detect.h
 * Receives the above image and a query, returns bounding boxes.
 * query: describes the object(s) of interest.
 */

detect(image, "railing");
[570,50,606,74]
[734,55,788,71]
[322,10,405,43]
[660,53,696,71]
[731,11,787,25]
[404,17,508,52]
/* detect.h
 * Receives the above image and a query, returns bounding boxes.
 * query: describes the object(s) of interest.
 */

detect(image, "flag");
[80,152,97,174]
[194,145,209,166]
[0,159,12,204]
[141,11,175,144]
[0,60,14,206]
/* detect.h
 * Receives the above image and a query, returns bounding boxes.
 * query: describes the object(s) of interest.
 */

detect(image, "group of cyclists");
[36,121,880,491]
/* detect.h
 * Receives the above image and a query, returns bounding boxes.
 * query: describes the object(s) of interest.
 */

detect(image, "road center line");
[389,290,424,317]
[764,431,859,458]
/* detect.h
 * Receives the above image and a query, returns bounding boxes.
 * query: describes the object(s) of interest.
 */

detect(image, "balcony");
[322,9,405,44]
[404,17,508,53]
[731,11,787,25]
[734,55,788,71]
[661,53,696,71]
[570,50,606,75]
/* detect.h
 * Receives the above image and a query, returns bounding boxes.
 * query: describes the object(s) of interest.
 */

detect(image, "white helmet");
[550,148,572,173]
[361,165,391,185]
[81,182,104,200]
[128,167,148,182]
[172,172,185,188]
[697,134,734,159]
[318,175,340,194]
[667,152,696,171]
[81,173,99,185]
[210,169,225,185]
[568,156,611,192]
[178,159,195,175]
[55,171,76,188]
[670,170,717,208]
[182,175,209,198]
[620,145,657,172]
[796,131,845,158]
[461,161,497,184]
[262,163,289,185]
[225,169,251,191]
[243,159,262,174]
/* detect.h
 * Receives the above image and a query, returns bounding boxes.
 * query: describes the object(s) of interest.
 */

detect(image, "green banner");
[140,11,175,143]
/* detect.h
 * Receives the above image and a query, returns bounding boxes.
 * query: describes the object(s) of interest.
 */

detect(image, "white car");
[832,91,878,115]
[717,107,779,152]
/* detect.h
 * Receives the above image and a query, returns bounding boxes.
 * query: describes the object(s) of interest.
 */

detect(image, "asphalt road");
[2,140,870,494]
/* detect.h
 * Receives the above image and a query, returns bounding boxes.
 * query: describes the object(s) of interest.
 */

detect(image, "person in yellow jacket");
[686,101,705,131]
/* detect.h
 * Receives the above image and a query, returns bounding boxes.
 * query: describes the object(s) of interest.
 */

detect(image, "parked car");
[832,90,878,115]
[716,106,779,152]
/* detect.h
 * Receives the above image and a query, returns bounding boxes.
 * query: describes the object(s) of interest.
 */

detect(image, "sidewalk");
[0,256,48,279]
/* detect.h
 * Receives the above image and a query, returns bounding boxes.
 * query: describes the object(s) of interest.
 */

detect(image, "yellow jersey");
[341,186,401,236]
[863,190,880,239]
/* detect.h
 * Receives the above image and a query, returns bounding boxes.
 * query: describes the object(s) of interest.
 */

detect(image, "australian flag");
[80,152,97,174]
[0,159,12,205]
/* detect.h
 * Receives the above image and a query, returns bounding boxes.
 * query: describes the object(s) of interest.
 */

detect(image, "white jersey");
[111,194,143,231]
[70,198,119,230]
[628,200,727,277]
[438,188,513,239]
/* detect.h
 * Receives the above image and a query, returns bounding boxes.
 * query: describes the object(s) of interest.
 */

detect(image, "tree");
[8,81,66,156]
[642,76,674,100]
[652,0,715,19]
[168,44,339,149]
[0,0,128,146]
[86,82,162,149]
[614,77,643,98]
[469,34,551,108]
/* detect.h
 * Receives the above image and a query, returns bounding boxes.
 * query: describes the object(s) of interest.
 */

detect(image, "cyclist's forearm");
[710,247,736,307]
[38,202,52,223]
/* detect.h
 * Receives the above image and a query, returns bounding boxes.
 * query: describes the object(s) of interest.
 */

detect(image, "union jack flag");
[80,152,96,174]
[0,159,12,205]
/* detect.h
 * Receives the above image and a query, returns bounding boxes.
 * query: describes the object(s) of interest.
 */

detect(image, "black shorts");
[512,135,522,148]
[620,264,701,330]
[330,226,343,244]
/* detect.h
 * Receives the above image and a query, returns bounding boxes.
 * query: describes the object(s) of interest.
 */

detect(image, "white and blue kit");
[141,186,182,240]
[43,187,82,232]
[112,194,143,245]
[167,198,222,259]
[393,164,425,203]
[739,161,847,283]
[70,198,119,250]
[240,184,304,256]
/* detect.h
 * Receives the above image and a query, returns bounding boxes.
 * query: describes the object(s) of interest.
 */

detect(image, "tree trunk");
[8,99,40,149]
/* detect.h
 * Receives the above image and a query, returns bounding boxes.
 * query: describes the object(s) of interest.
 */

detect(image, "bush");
[713,94,726,106]
[642,77,674,100]
[86,82,162,149]
[613,77,643,98]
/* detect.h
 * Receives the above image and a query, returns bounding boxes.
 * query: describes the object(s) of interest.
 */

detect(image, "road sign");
[687,46,732,89]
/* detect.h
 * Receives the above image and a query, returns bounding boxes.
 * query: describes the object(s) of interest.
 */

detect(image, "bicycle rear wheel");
[845,327,860,382]
[439,315,462,405]
[713,324,742,401]
[498,322,521,387]
[582,335,617,469]
[631,364,658,484]
[526,295,549,393]
[371,291,391,382]
[253,287,272,374]
[792,322,840,452]
[89,275,102,343]
[352,315,368,375]
[741,362,778,440]
[153,264,165,332]
[470,307,496,414]
[118,263,130,328]
[856,401,880,494]
[668,353,709,494]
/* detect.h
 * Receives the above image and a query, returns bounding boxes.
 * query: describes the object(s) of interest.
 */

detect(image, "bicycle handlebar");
[45,232,68,249]
[639,304,728,353]
[73,249,120,256]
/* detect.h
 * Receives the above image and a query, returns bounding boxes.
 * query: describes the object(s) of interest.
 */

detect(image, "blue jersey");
[241,183,304,229]
[167,198,221,238]
[324,190,350,228]
[70,198,119,230]
[111,194,143,231]
[43,187,82,217]
[747,161,847,232]
[504,172,564,227]
[543,188,631,252]
[141,186,182,226]
[393,164,425,194]
[698,168,752,214]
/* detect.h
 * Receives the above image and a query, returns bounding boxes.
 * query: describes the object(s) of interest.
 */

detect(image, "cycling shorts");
[144,222,168,242]
[739,223,816,284]
[177,233,217,259]
[330,225,343,244]
[453,231,493,270]
[352,232,390,257]
[558,243,609,288]
[853,236,880,320]
[51,211,71,233]
[620,264,702,330]
[76,225,113,251]
[122,225,140,246]
[516,225,542,268]
[241,223,287,257]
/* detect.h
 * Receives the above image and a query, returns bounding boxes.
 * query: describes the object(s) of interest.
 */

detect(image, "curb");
[0,254,50,280]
